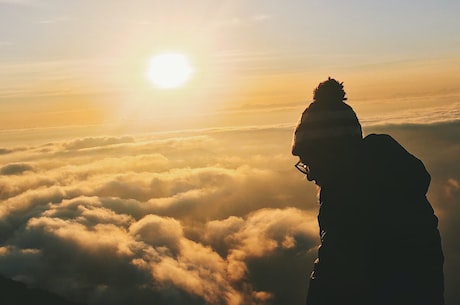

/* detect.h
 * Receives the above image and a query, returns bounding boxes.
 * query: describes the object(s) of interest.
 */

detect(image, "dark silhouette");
[0,274,84,305]
[292,78,444,305]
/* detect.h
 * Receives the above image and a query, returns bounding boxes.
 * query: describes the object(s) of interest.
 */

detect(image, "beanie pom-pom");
[313,77,347,103]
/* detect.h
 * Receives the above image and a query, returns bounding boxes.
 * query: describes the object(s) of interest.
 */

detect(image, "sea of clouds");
[0,120,459,305]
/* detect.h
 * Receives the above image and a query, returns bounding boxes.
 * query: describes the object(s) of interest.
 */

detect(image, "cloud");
[0,148,14,154]
[252,15,271,23]
[0,163,34,175]
[0,121,458,304]
[360,100,460,127]
[444,178,460,200]
[0,41,13,48]
[39,15,73,25]
[129,215,182,255]
[216,14,271,28]
[62,136,135,151]
[222,208,317,281]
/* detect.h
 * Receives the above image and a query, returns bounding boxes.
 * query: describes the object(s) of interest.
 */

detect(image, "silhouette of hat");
[292,78,362,156]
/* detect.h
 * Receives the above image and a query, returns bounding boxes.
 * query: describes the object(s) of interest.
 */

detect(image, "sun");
[147,53,194,89]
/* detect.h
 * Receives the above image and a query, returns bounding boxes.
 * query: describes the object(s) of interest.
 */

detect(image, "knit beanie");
[292,78,363,156]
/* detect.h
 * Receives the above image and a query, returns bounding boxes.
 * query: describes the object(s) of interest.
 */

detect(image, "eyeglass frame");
[294,160,310,175]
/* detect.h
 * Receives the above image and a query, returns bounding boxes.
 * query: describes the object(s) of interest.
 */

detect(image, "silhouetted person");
[292,78,444,305]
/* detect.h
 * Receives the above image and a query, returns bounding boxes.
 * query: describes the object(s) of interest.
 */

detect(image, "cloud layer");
[0,121,459,305]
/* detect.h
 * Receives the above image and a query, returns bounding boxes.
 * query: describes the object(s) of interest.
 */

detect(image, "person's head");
[292,77,362,185]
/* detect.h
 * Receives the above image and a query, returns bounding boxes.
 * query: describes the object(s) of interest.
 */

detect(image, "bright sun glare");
[147,53,193,89]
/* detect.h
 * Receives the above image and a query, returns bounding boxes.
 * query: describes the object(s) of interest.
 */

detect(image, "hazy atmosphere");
[1,1,459,304]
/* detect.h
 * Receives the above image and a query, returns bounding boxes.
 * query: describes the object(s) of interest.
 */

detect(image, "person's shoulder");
[363,133,397,144]
[361,133,422,168]
[362,133,400,152]
[360,133,414,167]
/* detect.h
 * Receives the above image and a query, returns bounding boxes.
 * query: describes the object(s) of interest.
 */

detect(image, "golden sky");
[1,0,459,135]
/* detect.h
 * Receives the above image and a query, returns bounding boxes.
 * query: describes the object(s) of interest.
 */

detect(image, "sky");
[1,0,460,133]
[0,1,459,305]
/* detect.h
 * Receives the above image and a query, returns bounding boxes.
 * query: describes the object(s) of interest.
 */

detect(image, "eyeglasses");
[294,160,310,175]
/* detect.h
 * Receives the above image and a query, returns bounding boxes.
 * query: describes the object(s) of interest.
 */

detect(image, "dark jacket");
[306,134,444,305]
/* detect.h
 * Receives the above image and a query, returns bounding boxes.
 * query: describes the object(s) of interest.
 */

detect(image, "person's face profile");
[298,154,327,185]
[297,142,344,186]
